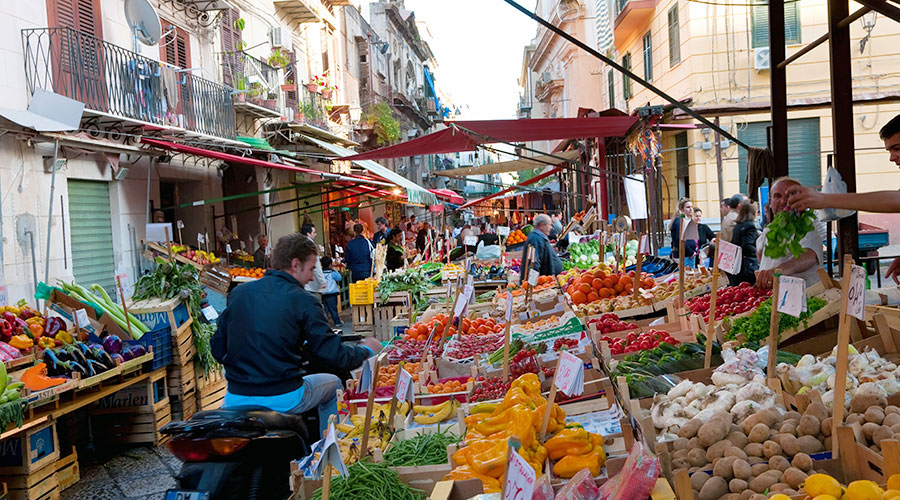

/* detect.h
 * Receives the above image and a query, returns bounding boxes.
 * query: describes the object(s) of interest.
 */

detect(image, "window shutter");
[622,53,632,100]
[752,1,801,48]
[737,118,821,194]
[785,1,801,44]
[48,0,102,36]
[643,31,653,82]
[285,50,298,110]
[161,20,191,68]
[220,9,241,86]
[667,5,680,67]
[607,70,615,108]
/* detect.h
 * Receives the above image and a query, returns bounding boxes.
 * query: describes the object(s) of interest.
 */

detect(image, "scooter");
[161,405,314,500]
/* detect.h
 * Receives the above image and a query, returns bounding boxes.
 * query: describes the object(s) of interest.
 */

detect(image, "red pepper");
[13,318,33,339]
[44,317,66,338]
[0,319,11,341]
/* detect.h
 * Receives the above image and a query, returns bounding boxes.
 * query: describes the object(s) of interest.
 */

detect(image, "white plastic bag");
[475,241,501,260]
[817,166,856,221]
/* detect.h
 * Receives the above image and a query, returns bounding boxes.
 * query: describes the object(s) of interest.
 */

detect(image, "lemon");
[884,490,900,500]
[845,480,883,500]
[805,474,844,499]
[769,495,792,500]
[812,495,839,500]
[889,475,900,492]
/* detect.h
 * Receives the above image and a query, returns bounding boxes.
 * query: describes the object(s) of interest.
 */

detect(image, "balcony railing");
[298,85,329,130]
[22,27,236,139]
[221,51,280,113]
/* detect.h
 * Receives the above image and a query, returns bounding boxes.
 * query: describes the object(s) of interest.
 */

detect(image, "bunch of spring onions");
[58,281,149,339]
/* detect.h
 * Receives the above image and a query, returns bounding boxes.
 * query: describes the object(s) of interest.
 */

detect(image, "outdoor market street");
[60,446,179,500]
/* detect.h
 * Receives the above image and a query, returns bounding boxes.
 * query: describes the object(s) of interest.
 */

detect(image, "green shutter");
[752,0,801,48]
[622,53,632,100]
[668,5,681,66]
[608,70,615,108]
[737,118,821,195]
[67,180,116,294]
[785,1,801,44]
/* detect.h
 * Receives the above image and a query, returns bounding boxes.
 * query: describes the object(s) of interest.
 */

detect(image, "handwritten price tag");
[554,351,585,397]
[197,233,205,244]
[453,285,475,317]
[776,276,806,318]
[568,232,581,245]
[225,244,232,253]
[316,422,349,479]
[639,234,650,255]
[498,226,510,237]
[202,305,219,321]
[359,357,377,392]
[395,368,414,403]
[716,239,742,275]
[503,448,536,500]
[527,269,540,287]
[847,264,867,320]
[464,235,478,246]
[506,291,514,322]
[176,220,184,229]
[75,308,90,327]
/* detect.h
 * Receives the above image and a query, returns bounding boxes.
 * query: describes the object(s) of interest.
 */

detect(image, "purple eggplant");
[125,345,146,360]
[102,335,122,355]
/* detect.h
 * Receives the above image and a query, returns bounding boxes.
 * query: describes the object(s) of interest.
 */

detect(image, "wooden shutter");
[160,19,191,68]
[607,70,615,108]
[667,5,680,67]
[285,50,299,111]
[47,0,102,36]
[737,118,821,194]
[220,9,242,86]
[643,31,653,82]
[622,53,632,100]
[752,1,801,48]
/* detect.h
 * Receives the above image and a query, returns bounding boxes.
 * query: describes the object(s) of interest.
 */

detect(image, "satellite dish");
[124,0,162,46]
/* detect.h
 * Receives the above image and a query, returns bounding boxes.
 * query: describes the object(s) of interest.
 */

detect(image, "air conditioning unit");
[754,47,770,70]
[269,25,293,51]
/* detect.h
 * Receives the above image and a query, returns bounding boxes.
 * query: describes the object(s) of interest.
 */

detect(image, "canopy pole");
[43,137,59,287]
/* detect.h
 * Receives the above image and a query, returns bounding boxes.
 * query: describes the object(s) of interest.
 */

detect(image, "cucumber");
[0,361,7,396]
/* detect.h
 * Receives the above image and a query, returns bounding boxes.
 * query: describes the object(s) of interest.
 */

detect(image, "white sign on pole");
[315,422,349,479]
[847,264,867,320]
[359,357,377,392]
[75,308,90,326]
[225,244,232,253]
[145,223,173,243]
[506,292,514,322]
[395,368,415,403]
[498,226,510,237]
[554,351,585,397]
[454,285,475,317]
[115,273,133,301]
[527,269,540,287]
[639,235,650,255]
[716,239,743,275]
[176,220,185,229]
[197,233,206,245]
[503,448,537,500]
[202,305,219,321]
[568,232,581,245]
[776,276,807,318]
[464,235,478,246]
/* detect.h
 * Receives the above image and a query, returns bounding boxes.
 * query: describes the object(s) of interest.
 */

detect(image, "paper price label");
[395,368,415,403]
[498,226,510,237]
[527,269,540,287]
[176,220,184,229]
[359,357,377,392]
[639,235,650,255]
[506,292,514,322]
[847,264,867,320]
[464,235,478,246]
[0,285,7,307]
[316,422,349,479]
[197,233,205,244]
[225,244,232,253]
[75,308,90,327]
[503,448,536,500]
[568,232,581,245]
[554,351,585,397]
[716,239,742,275]
[201,305,219,321]
[776,276,806,318]
[453,285,475,317]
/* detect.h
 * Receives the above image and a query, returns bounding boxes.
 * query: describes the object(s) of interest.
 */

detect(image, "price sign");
[201,305,219,321]
[498,226,510,237]
[454,285,475,317]
[503,448,536,500]
[240,241,246,250]
[75,308,90,327]
[115,273,133,301]
[359,357,377,392]
[506,291,514,322]
[464,235,478,246]
[776,276,807,318]
[554,351,585,397]
[527,269,540,287]
[716,239,743,275]
[847,264,867,320]
[176,220,184,229]
[316,422,349,479]
[197,233,206,244]
[568,232,581,245]
[639,235,650,255]
[395,368,415,403]
[0,285,6,307]
[225,244,232,253]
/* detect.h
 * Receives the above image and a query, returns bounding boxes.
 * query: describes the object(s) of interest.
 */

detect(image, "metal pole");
[43,138,59,285]
[770,0,789,179]
[27,231,38,298]
[146,159,152,224]
[714,117,725,204]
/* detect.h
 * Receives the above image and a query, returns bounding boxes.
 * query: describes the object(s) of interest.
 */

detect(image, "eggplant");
[86,359,107,375]
[102,335,122,355]
[68,361,89,378]
[42,350,70,377]
[110,353,124,365]
[55,349,72,363]
[63,345,88,368]
[89,346,115,370]
[122,345,146,361]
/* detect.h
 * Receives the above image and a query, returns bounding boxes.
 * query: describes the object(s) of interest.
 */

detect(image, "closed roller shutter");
[67,180,116,294]
[738,118,821,194]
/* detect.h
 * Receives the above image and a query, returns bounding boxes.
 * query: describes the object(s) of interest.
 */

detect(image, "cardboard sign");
[639,234,650,255]
[554,351,585,397]
[506,292,514,322]
[527,269,540,287]
[201,305,219,321]
[847,264,867,320]
[395,368,415,403]
[316,422,349,479]
[498,226,510,237]
[75,308,90,327]
[503,448,536,500]
[716,239,743,275]
[464,235,478,246]
[776,276,807,318]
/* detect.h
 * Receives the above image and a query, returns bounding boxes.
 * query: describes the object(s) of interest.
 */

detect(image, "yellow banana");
[350,414,364,425]
[414,400,454,424]
[470,402,499,414]
[336,423,355,434]
[413,399,452,414]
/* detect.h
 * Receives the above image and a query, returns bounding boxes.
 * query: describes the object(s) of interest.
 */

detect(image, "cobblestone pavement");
[61,445,181,500]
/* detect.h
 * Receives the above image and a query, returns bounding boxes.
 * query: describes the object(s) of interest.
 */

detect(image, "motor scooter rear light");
[210,437,250,456]
[167,437,215,462]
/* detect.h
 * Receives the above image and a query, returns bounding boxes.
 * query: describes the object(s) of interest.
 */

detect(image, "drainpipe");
[43,137,60,285]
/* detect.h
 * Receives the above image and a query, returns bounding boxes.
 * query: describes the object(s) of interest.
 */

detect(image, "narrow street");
[61,446,180,500]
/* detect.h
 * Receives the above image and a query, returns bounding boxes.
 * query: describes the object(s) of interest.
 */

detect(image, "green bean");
[383,427,461,467]
[311,460,422,500]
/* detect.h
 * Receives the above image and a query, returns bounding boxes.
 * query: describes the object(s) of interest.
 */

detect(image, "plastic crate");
[89,324,173,370]
[348,282,375,305]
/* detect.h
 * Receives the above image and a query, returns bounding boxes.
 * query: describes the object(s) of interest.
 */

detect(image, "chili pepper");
[552,449,605,478]
[8,335,33,350]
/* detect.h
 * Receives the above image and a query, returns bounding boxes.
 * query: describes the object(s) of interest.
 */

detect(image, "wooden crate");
[374,304,405,341]
[195,368,226,412]
[53,448,78,492]
[171,322,196,365]
[89,368,171,446]
[0,422,59,475]
[1,461,59,500]
[351,305,375,336]
[127,296,193,340]
[166,359,196,401]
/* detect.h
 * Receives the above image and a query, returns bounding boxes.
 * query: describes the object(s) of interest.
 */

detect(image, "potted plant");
[307,74,326,93]
[267,48,290,68]
[321,83,337,100]
[281,78,296,92]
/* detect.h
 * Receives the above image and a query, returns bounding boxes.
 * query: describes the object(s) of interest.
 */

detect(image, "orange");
[587,292,599,302]
[571,291,587,304]
[602,278,614,288]
[578,283,592,295]
[609,274,620,284]
[591,278,605,290]
[614,283,624,293]
[593,269,606,279]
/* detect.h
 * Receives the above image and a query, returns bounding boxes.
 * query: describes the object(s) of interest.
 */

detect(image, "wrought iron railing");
[298,84,329,129]
[221,51,280,112]
[22,27,236,139]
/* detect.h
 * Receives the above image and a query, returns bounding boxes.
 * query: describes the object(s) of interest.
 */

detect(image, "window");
[737,118,821,195]
[675,132,689,198]
[667,5,681,67]
[607,69,615,108]
[220,9,242,87]
[47,0,102,37]
[752,0,801,47]
[642,31,653,82]
[160,20,191,69]
[622,53,632,100]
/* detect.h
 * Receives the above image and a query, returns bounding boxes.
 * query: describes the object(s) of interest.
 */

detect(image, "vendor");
[521,214,563,282]
[385,228,406,272]
[372,217,389,246]
[253,234,269,268]
[669,198,695,265]
[755,177,824,289]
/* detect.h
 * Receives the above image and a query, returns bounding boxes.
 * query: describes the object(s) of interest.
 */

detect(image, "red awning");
[428,188,465,204]
[458,167,562,210]
[141,137,328,175]
[342,116,638,161]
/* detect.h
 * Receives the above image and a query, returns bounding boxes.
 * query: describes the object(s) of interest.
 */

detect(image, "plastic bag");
[553,468,601,500]
[817,166,856,222]
[596,442,659,500]
[476,242,501,260]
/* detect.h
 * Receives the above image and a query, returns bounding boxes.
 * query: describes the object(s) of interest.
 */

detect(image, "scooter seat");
[193,405,308,437]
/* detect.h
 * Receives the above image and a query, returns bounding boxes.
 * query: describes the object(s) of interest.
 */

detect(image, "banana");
[414,400,455,424]
[470,402,499,414]
[413,399,452,414]
[350,414,364,425]
[336,423,355,434]
[398,400,410,415]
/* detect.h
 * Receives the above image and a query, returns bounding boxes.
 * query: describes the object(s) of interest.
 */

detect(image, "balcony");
[613,0,659,50]
[272,0,337,27]
[22,27,235,140]
[221,51,281,119]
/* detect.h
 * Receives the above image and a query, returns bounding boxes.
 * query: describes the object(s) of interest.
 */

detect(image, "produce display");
[506,229,527,245]
[376,268,431,307]
[466,261,505,282]
[384,339,443,363]
[599,328,679,356]
[764,209,817,259]
[374,362,421,389]
[177,248,220,265]
[561,267,657,315]
[585,313,638,335]
[229,267,264,278]
[726,295,827,345]
[335,409,398,464]
[59,281,150,338]
[310,461,422,500]
[566,240,603,270]
[470,376,512,402]
[685,283,773,323]
[412,398,460,424]
[610,341,717,397]
[552,337,579,351]
[444,333,503,360]
[425,377,470,394]
[383,427,460,467]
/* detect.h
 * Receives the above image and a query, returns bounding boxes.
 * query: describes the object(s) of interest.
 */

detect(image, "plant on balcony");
[281,78,296,92]
[267,48,290,68]
[365,102,401,145]
[232,18,247,50]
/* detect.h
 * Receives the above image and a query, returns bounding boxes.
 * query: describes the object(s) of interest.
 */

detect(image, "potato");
[851,393,888,414]
[796,435,824,454]
[862,422,880,441]
[748,456,766,464]
[891,423,900,435]
[733,459,751,480]
[866,407,886,425]
[770,483,790,492]
[782,489,799,497]
[873,425,895,444]
[688,448,708,467]
[871,444,882,453]
[725,446,749,461]
[689,466,701,473]
[782,467,808,489]
[748,494,767,500]
[769,455,790,472]
[821,417,833,436]
[784,411,801,421]
[824,436,832,450]
[744,443,764,457]
[805,402,828,422]
[740,490,755,500]
[763,440,783,458]
[783,418,800,428]
[680,418,704,439]
[886,405,900,415]
[748,423,770,444]
[884,412,900,427]
[846,413,867,426]
[751,463,770,476]
[674,437,690,451]
[714,456,737,480]
[749,470,782,493]
[791,452,813,472]
[779,422,797,436]
[689,437,702,449]
[781,435,800,456]
[722,494,741,500]
[699,413,732,447]
[730,478,749,493]
[691,470,710,491]
[699,476,729,500]
[728,431,749,449]
[707,440,733,463]
[797,415,820,436]
[673,458,691,470]
[741,409,776,435]
[673,449,689,460]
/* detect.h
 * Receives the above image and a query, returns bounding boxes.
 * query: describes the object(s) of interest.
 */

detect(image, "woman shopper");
[385,228,406,272]
[344,223,373,282]
[729,200,761,286]
[669,198,695,264]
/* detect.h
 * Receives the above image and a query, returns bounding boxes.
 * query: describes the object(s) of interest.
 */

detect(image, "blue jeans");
[288,373,342,436]
[322,293,341,325]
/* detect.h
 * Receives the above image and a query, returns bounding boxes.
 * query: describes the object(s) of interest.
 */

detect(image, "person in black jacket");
[212,233,381,434]
[669,198,695,263]
[691,208,716,267]
[729,200,760,286]
[385,228,406,271]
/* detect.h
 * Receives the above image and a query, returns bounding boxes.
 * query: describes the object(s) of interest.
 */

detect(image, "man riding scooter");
[211,232,381,435]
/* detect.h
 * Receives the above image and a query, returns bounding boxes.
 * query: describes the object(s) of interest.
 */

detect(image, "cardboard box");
[429,479,484,500]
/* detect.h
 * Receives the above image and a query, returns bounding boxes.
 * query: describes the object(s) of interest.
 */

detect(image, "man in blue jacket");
[521,214,563,282]
[344,223,373,282]
[212,232,380,434]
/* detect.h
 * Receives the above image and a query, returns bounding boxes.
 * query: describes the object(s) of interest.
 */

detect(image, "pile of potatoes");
[671,402,831,500]
[844,401,900,453]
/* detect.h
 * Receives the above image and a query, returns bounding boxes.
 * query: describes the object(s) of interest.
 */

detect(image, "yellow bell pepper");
[445,466,501,493]
[544,424,593,460]
[510,373,541,396]
[55,330,74,345]
[552,450,604,478]
[9,335,33,349]
[467,440,507,477]
[590,433,606,465]
[491,386,535,415]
